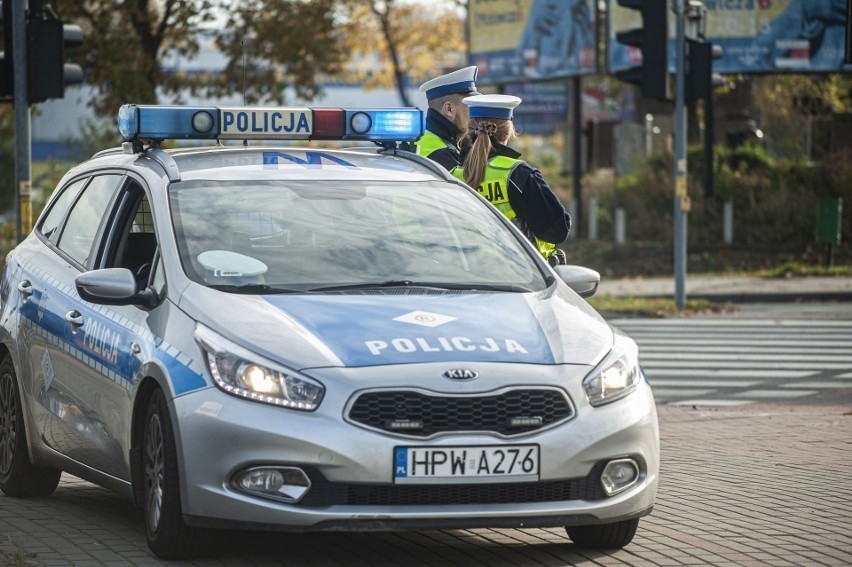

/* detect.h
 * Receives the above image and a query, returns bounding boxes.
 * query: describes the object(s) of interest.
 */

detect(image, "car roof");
[84,145,452,184]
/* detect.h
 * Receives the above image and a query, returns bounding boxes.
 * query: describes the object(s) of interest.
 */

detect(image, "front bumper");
[172,362,659,531]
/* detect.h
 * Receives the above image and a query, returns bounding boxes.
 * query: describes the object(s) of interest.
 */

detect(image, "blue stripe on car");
[20,263,207,395]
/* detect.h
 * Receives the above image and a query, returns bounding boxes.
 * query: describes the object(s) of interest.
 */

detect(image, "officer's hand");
[548,249,567,267]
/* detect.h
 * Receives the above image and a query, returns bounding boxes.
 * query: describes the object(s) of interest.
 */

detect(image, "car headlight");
[583,350,640,407]
[195,326,324,410]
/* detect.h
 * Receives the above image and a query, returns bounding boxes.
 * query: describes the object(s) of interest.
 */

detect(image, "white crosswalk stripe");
[609,317,852,406]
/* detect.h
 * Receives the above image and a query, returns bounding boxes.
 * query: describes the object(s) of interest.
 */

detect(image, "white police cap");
[419,66,480,100]
[462,94,522,120]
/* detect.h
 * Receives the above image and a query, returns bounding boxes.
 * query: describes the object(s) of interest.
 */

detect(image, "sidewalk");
[596,274,852,303]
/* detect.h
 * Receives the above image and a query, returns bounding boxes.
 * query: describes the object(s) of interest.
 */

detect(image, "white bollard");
[723,200,734,244]
[568,198,578,239]
[615,208,626,245]
[588,198,598,241]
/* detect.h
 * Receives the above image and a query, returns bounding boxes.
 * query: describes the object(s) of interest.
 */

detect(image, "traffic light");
[614,0,669,100]
[1,0,13,99]
[27,5,83,103]
[685,39,723,102]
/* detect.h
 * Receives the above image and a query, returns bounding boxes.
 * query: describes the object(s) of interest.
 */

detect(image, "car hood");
[179,284,613,370]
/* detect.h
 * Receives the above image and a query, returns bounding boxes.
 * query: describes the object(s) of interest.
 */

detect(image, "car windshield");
[169,180,548,293]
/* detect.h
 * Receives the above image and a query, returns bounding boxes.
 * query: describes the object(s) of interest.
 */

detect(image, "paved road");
[2,314,851,566]
[2,404,850,566]
[611,317,852,407]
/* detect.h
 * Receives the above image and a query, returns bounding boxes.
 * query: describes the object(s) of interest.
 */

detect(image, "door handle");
[17,281,33,299]
[65,310,84,331]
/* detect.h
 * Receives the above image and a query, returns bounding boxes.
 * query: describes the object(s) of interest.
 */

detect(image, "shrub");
[607,145,852,251]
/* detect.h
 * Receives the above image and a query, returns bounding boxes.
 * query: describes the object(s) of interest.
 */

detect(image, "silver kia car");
[0,105,658,559]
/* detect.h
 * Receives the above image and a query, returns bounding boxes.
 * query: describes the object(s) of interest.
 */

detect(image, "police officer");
[416,66,480,171]
[454,94,570,265]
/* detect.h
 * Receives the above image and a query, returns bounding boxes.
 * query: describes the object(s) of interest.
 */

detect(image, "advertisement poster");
[504,81,570,135]
[469,0,598,84]
[608,0,849,74]
[501,81,632,136]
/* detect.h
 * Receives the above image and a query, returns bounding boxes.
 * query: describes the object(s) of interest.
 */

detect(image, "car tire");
[565,518,640,549]
[143,388,206,559]
[0,354,61,497]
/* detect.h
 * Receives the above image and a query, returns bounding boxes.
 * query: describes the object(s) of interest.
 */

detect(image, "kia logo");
[442,369,478,380]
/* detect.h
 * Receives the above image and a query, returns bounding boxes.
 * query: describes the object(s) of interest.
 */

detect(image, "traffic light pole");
[11,0,31,243]
[673,0,688,309]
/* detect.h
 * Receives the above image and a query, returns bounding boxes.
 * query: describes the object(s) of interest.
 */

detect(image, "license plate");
[393,445,539,484]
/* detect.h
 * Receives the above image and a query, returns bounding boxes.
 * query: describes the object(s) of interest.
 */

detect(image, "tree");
[759,74,852,159]
[56,0,216,115]
[339,0,465,107]
[213,0,347,104]
[55,0,349,117]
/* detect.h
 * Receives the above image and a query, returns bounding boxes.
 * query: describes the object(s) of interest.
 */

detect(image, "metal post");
[673,0,688,308]
[12,0,32,243]
[703,90,714,201]
[572,76,583,236]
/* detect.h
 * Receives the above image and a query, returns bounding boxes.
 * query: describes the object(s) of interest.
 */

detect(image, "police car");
[0,104,659,559]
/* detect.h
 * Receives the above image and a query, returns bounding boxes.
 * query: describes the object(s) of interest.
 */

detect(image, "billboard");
[469,0,598,84]
[609,0,850,74]
[504,81,570,135]
[500,81,633,136]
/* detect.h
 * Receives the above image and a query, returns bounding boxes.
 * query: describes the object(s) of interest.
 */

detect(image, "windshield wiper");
[430,283,533,293]
[208,284,301,294]
[307,281,532,293]
[307,280,438,292]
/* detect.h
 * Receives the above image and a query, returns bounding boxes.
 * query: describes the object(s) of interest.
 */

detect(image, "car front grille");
[296,463,607,507]
[347,388,574,437]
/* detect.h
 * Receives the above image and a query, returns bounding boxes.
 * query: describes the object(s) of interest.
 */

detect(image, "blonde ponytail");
[461,118,517,190]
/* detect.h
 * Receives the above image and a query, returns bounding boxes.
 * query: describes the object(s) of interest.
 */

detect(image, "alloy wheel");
[0,371,16,477]
[144,411,165,533]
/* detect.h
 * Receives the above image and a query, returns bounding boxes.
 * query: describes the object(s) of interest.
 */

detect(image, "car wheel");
[565,518,640,549]
[0,354,61,497]
[143,388,205,559]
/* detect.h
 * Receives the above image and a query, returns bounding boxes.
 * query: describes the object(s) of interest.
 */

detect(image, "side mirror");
[553,265,600,298]
[76,268,156,307]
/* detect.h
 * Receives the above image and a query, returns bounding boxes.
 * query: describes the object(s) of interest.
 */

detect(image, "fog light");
[233,466,311,503]
[600,458,639,496]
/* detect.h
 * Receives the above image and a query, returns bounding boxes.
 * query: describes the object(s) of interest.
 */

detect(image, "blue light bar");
[344,109,423,141]
[119,105,220,141]
[117,104,424,144]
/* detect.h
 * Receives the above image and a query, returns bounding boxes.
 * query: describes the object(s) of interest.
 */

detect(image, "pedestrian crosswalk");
[608,317,852,406]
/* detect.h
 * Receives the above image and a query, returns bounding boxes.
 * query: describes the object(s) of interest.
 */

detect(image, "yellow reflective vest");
[453,156,558,260]
[416,130,455,158]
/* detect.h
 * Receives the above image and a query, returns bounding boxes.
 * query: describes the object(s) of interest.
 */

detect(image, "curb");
[636,291,852,303]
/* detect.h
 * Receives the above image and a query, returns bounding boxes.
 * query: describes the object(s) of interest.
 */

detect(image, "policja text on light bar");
[118,104,424,143]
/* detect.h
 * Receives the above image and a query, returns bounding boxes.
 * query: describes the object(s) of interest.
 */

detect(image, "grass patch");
[1,535,40,567]
[758,262,852,278]
[588,295,735,318]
